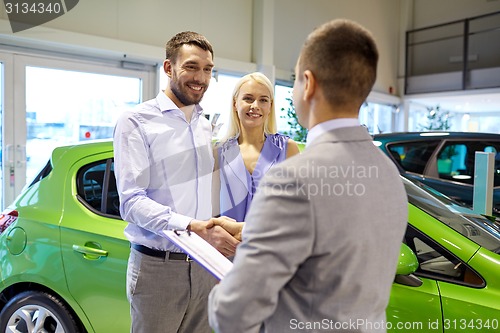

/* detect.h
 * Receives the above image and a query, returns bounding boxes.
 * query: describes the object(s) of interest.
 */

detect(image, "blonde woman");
[213,72,300,222]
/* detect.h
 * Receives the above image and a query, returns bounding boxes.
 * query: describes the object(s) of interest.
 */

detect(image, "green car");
[0,140,499,333]
[0,141,129,333]
[388,179,500,332]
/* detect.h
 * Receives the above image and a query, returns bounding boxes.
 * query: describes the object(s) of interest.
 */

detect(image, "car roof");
[51,139,113,167]
[373,131,500,141]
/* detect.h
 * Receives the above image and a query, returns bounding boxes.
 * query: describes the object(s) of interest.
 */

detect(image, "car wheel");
[0,291,82,333]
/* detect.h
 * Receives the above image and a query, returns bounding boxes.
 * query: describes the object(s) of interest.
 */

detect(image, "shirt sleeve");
[113,110,192,234]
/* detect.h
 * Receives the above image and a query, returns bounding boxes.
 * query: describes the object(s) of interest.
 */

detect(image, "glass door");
[1,53,155,208]
[23,65,146,182]
[0,60,3,209]
[0,52,14,209]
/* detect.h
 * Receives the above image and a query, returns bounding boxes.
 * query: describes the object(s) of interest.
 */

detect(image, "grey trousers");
[127,247,217,333]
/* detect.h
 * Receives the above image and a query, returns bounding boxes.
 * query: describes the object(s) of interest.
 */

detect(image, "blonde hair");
[220,72,277,142]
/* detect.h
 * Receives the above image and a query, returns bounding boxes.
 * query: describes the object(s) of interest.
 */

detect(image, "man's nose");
[193,68,207,82]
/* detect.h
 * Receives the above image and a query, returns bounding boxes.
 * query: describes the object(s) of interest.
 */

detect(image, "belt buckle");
[185,254,191,262]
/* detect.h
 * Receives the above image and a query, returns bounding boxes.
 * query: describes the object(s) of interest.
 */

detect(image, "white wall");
[0,0,403,96]
[0,0,498,99]
[411,0,500,29]
[0,0,253,65]
[274,0,402,95]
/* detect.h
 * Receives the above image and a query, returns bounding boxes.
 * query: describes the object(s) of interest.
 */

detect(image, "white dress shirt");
[113,91,214,252]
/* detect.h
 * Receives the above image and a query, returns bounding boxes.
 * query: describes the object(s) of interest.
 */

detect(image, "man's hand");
[189,219,240,257]
[210,216,244,241]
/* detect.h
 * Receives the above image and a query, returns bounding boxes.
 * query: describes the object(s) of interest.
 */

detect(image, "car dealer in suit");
[208,19,408,333]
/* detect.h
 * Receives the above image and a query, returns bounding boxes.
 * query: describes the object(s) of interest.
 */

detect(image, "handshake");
[208,216,243,241]
[189,216,244,257]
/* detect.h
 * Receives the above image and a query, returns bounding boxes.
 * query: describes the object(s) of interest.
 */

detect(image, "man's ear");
[303,70,316,101]
[163,59,172,78]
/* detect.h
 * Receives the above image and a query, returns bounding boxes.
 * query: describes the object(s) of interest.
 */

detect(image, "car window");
[404,177,500,253]
[436,143,472,183]
[388,140,440,174]
[76,159,121,218]
[404,225,484,287]
[436,141,500,186]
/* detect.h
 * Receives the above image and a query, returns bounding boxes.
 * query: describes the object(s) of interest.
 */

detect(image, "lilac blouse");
[217,133,289,221]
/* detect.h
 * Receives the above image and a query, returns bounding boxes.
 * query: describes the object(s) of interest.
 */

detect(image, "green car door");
[438,246,500,333]
[59,153,131,332]
[387,280,442,332]
[388,181,500,333]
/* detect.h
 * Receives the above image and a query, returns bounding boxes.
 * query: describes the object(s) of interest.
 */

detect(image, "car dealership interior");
[0,1,499,332]
[0,0,498,206]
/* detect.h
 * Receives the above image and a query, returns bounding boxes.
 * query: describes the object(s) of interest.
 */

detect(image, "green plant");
[280,96,308,143]
[418,105,457,159]
[419,105,452,131]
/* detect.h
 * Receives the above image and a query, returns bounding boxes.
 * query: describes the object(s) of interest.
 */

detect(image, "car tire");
[0,290,82,333]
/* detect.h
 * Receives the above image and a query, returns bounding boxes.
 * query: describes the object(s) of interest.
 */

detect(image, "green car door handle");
[72,244,109,259]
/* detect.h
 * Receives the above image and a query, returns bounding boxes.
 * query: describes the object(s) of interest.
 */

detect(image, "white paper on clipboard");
[163,230,233,280]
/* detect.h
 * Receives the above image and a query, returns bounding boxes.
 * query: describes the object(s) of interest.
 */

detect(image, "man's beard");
[170,71,205,106]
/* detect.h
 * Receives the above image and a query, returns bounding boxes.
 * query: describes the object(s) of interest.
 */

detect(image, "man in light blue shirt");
[114,31,239,333]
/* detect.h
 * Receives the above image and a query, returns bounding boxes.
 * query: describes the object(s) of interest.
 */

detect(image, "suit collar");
[306,118,360,146]
[307,126,373,149]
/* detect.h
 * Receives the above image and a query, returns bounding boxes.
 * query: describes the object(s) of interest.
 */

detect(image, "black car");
[373,131,500,216]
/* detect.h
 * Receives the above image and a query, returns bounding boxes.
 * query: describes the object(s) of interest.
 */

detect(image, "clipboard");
[163,229,233,280]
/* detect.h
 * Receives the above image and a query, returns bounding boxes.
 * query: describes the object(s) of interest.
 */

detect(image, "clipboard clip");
[174,228,191,236]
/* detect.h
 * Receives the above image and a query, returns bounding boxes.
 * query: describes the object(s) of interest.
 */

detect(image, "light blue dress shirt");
[113,92,214,252]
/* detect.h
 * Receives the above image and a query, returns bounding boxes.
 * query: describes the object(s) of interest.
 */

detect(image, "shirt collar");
[156,91,204,115]
[306,118,360,147]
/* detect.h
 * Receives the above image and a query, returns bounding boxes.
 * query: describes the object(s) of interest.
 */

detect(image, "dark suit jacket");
[209,126,408,333]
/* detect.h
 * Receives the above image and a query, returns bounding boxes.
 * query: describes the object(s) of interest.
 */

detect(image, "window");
[25,66,143,183]
[275,85,398,136]
[199,74,241,139]
[388,141,440,174]
[359,102,395,134]
[404,225,484,287]
[0,63,3,206]
[436,141,500,186]
[77,159,120,218]
[0,51,153,210]
[274,84,294,134]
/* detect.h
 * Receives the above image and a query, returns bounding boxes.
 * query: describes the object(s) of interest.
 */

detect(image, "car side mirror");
[396,243,418,275]
[394,243,423,287]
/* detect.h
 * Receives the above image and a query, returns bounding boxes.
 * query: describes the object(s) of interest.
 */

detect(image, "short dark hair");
[165,31,214,63]
[298,19,378,107]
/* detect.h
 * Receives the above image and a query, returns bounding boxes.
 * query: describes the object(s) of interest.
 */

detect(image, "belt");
[131,243,190,261]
